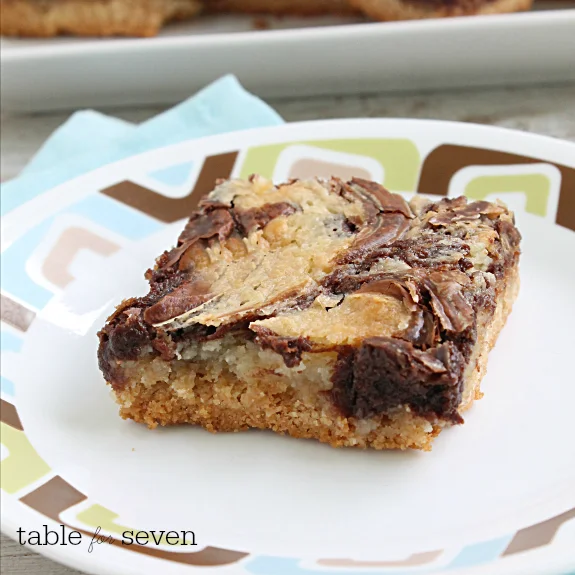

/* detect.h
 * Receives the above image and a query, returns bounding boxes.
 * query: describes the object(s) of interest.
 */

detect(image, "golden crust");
[117,377,443,451]
[0,0,203,37]
[349,0,532,21]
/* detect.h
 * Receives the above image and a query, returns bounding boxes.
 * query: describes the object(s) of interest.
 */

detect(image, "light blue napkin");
[1,75,284,217]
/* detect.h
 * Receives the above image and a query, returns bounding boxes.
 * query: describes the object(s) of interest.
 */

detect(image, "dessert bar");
[98,176,521,450]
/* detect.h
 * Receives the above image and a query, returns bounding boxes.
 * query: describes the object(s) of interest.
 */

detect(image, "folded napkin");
[1,75,284,217]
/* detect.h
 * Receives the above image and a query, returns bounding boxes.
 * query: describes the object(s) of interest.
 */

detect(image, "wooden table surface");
[1,81,575,575]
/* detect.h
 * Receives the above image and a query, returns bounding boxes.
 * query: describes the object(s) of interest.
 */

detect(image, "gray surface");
[1,81,575,575]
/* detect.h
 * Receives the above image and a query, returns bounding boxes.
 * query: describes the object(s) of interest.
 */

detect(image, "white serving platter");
[1,5,575,113]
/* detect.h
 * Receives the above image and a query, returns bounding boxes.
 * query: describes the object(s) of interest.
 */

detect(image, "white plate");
[1,119,575,575]
[1,6,575,112]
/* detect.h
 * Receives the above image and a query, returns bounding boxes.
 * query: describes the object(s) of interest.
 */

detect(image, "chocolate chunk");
[374,236,470,269]
[144,267,188,294]
[103,308,150,360]
[496,219,522,257]
[459,258,474,271]
[232,202,297,235]
[98,308,152,386]
[143,278,213,325]
[159,209,234,270]
[252,326,313,368]
[402,308,438,349]
[338,213,410,264]
[331,337,464,422]
[354,276,444,347]
[351,178,413,218]
[179,208,235,244]
[429,200,506,226]
[151,329,178,361]
[488,219,522,278]
[357,278,419,311]
[424,271,474,333]
[103,297,143,325]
